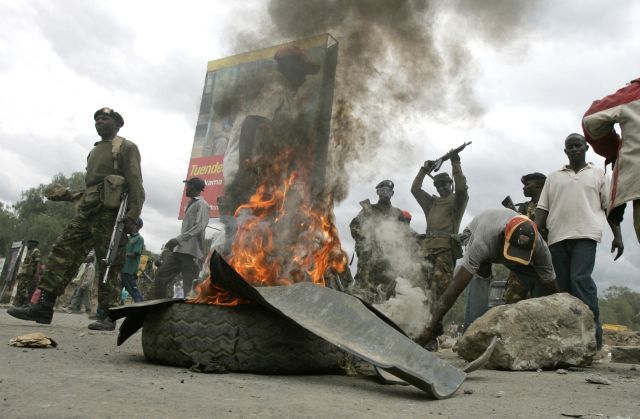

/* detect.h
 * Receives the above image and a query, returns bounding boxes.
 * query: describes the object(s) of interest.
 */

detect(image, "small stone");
[79,333,85,337]
[557,369,568,374]
[568,367,585,372]
[180,379,184,383]
[463,389,474,394]
[536,368,543,373]
[630,366,637,371]
[585,375,612,385]
[496,391,504,398]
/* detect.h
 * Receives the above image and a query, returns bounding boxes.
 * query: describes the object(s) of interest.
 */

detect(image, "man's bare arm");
[608,219,624,260]
[416,266,474,346]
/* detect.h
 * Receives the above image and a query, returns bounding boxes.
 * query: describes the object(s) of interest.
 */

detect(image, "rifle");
[102,194,128,284]
[426,141,472,179]
[501,195,517,211]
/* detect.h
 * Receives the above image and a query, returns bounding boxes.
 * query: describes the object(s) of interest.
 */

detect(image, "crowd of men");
[5,77,640,353]
[350,78,640,352]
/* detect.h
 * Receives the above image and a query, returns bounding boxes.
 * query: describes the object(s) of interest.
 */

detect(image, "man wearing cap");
[417,208,559,347]
[13,240,41,307]
[8,107,145,330]
[535,133,624,349]
[411,150,468,349]
[502,172,547,304]
[153,177,210,299]
[583,78,640,244]
[349,180,409,303]
[121,218,145,303]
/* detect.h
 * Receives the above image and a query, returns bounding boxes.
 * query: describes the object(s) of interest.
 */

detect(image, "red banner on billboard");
[178,155,224,218]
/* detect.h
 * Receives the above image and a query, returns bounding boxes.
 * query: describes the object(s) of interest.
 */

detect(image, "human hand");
[123,217,137,234]
[449,150,460,163]
[423,160,435,171]
[611,237,624,261]
[165,238,179,250]
[416,326,434,347]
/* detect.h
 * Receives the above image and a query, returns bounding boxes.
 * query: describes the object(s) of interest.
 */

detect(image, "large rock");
[611,346,640,364]
[456,293,596,370]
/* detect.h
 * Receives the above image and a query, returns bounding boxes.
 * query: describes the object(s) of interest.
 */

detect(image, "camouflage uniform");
[349,201,408,304]
[503,201,537,304]
[411,159,468,338]
[14,246,41,306]
[38,135,145,313]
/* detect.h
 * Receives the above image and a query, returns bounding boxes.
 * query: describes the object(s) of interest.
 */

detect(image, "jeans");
[549,239,601,349]
[463,275,490,331]
[463,264,550,331]
[121,272,144,303]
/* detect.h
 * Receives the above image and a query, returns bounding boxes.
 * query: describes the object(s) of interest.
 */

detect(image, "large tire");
[142,302,345,374]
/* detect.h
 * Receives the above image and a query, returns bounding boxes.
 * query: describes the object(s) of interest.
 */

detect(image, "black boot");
[7,289,56,324]
[88,316,116,331]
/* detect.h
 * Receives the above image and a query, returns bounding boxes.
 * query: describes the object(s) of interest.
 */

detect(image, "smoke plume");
[228,0,541,201]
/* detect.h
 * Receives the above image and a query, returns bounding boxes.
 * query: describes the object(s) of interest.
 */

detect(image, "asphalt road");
[0,307,637,418]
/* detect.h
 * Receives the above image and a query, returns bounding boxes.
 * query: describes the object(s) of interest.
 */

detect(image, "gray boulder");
[456,293,596,370]
[611,346,640,364]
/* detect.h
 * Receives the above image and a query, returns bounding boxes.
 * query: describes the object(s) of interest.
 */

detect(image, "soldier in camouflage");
[502,172,547,304]
[13,240,41,307]
[349,180,408,304]
[411,151,468,350]
[8,107,145,330]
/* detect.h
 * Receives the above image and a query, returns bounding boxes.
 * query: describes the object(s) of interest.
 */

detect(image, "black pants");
[152,252,200,299]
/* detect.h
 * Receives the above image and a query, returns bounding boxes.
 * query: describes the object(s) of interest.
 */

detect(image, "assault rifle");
[102,194,128,284]
[425,141,472,179]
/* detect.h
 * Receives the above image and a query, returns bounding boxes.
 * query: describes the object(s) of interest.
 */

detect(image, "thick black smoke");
[229,0,541,201]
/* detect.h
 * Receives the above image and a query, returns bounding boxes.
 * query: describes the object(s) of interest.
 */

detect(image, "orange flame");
[190,151,347,306]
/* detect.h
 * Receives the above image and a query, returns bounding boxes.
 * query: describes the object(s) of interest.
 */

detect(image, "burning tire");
[142,302,345,374]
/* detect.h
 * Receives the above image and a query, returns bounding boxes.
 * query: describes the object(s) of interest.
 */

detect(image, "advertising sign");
[179,34,338,219]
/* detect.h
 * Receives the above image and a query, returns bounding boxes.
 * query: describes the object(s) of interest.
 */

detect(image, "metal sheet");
[109,298,184,345]
[209,251,466,399]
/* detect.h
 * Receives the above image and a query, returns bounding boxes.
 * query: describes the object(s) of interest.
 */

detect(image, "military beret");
[521,172,546,183]
[375,180,394,190]
[433,173,452,184]
[94,107,124,127]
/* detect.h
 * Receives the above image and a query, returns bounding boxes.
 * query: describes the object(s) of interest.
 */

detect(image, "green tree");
[0,202,19,255]
[599,286,640,331]
[0,172,85,258]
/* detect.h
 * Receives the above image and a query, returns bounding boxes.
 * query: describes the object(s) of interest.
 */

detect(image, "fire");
[190,150,348,306]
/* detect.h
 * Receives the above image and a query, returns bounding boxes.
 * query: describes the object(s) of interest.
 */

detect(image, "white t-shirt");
[537,163,609,246]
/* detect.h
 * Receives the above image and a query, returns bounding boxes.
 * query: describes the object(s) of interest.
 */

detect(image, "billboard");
[179,34,338,219]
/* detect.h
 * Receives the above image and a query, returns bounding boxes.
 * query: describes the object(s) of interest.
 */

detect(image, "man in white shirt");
[536,133,624,350]
[153,177,210,299]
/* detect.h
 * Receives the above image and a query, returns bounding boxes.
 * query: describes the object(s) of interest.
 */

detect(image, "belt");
[425,231,452,238]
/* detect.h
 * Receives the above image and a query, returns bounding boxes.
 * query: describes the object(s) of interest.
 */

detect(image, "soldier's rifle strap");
[111,136,124,173]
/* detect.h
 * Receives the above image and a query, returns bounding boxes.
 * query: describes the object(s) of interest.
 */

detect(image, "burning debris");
[191,159,349,305]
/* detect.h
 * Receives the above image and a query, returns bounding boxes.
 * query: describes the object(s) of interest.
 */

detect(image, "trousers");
[153,252,200,299]
[38,208,125,310]
[549,239,602,349]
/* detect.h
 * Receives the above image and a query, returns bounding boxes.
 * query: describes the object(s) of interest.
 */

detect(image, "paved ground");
[0,307,638,418]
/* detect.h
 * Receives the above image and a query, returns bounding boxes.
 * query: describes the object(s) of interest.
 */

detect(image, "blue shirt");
[122,233,144,275]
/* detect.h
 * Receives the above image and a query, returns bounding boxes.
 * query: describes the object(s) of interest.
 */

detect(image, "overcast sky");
[1,0,639,293]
